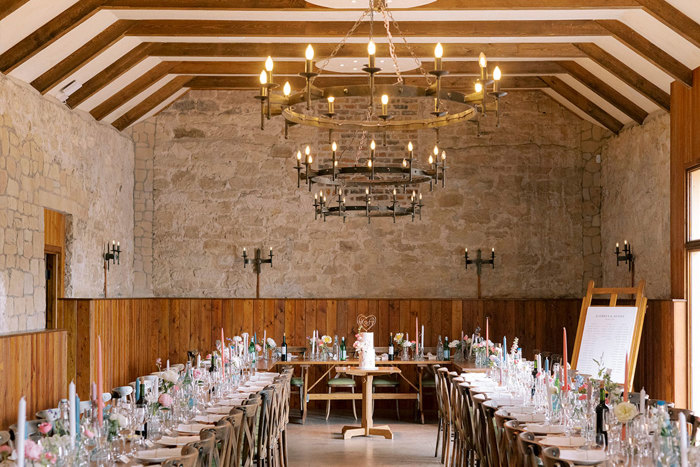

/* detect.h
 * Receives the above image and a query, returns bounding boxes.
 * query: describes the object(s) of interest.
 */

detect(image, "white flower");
[321,335,332,345]
[448,340,460,349]
[159,370,179,384]
[402,340,412,348]
[613,401,638,423]
[233,336,243,343]
[109,413,128,427]
[266,337,276,348]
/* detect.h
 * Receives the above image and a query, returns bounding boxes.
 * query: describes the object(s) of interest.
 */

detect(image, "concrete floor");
[286,410,443,466]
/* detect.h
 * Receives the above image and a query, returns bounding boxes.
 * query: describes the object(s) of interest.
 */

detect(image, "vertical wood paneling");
[56,297,680,406]
[0,330,67,428]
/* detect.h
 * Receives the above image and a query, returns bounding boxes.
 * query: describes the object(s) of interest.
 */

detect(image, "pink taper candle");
[623,353,629,401]
[221,328,226,379]
[485,317,489,351]
[97,336,103,425]
[562,327,568,392]
[415,317,419,350]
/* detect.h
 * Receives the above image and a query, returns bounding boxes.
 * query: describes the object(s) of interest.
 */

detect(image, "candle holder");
[615,240,635,286]
[464,248,495,299]
[102,240,121,298]
[242,247,273,299]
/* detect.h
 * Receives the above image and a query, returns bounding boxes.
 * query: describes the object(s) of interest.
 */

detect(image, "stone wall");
[600,112,670,298]
[134,89,590,299]
[0,74,134,333]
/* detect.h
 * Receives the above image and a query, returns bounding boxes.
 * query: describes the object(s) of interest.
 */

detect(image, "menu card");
[575,306,638,384]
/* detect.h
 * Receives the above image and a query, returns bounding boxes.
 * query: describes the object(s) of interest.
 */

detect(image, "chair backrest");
[286,346,307,357]
[256,386,275,463]
[236,397,262,467]
[186,430,218,467]
[223,411,244,467]
[542,446,575,467]
[518,431,542,467]
[503,419,524,467]
[204,421,231,467]
[669,407,693,422]
[162,445,199,467]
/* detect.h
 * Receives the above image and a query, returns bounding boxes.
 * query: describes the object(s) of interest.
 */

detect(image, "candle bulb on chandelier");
[296,151,301,161]
[265,56,274,83]
[259,70,268,97]
[434,42,443,71]
[305,44,314,74]
[283,81,291,97]
[475,81,483,94]
[327,96,335,114]
[368,40,376,68]
[478,52,487,80]
[408,141,413,157]
[381,94,389,116]
[493,66,502,92]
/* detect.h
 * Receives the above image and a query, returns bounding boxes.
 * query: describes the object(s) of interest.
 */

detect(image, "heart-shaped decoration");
[357,314,376,332]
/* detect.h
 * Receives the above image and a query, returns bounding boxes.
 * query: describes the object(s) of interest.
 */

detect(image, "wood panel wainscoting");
[56,297,687,410]
[0,330,68,429]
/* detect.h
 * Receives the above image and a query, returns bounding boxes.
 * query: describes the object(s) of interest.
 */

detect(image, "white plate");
[158,435,200,447]
[524,424,566,435]
[193,414,220,424]
[503,406,536,414]
[176,423,212,435]
[511,413,545,423]
[558,449,607,465]
[207,406,234,414]
[540,436,586,447]
[134,447,182,462]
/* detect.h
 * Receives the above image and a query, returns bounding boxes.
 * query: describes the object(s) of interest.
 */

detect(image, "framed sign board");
[571,281,646,385]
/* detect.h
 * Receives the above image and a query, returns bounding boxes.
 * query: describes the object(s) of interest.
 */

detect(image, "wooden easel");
[571,280,647,386]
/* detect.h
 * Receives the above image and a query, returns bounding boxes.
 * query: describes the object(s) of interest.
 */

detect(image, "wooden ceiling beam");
[596,19,693,86]
[185,75,547,90]
[635,0,700,49]
[168,60,564,75]
[540,75,623,133]
[66,43,153,108]
[556,60,648,124]
[90,61,176,120]
[0,0,32,21]
[126,19,608,38]
[150,42,587,58]
[112,75,191,131]
[103,0,641,9]
[0,0,106,73]
[575,42,670,111]
[30,20,135,94]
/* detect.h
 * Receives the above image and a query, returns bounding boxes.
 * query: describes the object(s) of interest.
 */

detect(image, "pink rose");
[38,422,52,435]
[0,445,10,453]
[193,369,202,380]
[24,439,42,461]
[255,344,262,352]
[158,393,173,408]
[84,427,95,439]
[205,354,212,360]
[578,394,587,401]
[173,385,180,392]
[43,452,57,464]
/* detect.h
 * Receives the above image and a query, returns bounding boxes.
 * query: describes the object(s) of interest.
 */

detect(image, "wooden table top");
[266,358,450,367]
[341,366,402,376]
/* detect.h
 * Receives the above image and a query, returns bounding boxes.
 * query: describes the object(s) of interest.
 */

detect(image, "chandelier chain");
[312,9,370,85]
[383,7,433,86]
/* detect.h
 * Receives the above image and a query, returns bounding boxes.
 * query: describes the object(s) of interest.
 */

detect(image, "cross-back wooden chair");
[222,411,243,467]
[162,445,199,467]
[503,419,525,467]
[466,386,487,466]
[447,373,465,467]
[517,431,543,467]
[435,368,452,464]
[186,429,218,467]
[457,383,478,467]
[255,386,275,466]
[236,396,261,467]
[201,423,229,467]
[542,447,575,467]
[478,397,502,467]
[494,410,515,467]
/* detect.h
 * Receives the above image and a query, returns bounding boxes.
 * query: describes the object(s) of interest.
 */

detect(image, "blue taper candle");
[503,336,507,362]
[135,378,140,401]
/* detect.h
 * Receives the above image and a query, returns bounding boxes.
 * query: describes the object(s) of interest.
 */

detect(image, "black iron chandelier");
[255,0,507,221]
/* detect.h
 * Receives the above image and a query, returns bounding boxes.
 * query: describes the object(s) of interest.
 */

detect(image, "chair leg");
[351,387,357,420]
[395,387,400,421]
[435,418,442,457]
[326,387,331,420]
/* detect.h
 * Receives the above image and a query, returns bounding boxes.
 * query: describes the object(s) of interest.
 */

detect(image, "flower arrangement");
[509,337,519,356]
[233,336,243,344]
[320,335,333,348]
[592,355,623,403]
[38,422,52,436]
[613,401,638,423]
[393,333,409,347]
[266,338,276,350]
[158,368,179,394]
[0,445,11,462]
[353,333,372,356]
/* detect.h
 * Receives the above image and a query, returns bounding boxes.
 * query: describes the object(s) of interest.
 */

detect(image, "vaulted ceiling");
[1,0,698,132]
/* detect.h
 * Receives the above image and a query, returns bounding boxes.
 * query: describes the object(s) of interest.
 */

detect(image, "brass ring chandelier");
[254,0,508,221]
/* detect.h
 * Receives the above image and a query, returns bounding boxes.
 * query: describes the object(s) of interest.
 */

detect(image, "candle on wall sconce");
[615,240,635,286]
[464,247,495,299]
[103,240,122,298]
[242,247,273,299]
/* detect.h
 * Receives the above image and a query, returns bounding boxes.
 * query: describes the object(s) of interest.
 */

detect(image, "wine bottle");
[340,337,346,361]
[595,382,608,446]
[281,333,287,362]
[249,334,256,363]
[531,356,538,398]
[443,336,450,361]
[135,380,148,439]
[388,333,395,361]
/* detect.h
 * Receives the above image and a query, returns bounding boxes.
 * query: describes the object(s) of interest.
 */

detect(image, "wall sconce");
[242,247,273,299]
[464,248,495,299]
[103,240,121,298]
[615,240,635,286]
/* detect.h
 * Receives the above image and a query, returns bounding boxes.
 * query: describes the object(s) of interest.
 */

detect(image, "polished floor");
[287,409,442,466]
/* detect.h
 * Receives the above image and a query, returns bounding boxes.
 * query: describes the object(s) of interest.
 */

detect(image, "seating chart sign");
[574,306,639,384]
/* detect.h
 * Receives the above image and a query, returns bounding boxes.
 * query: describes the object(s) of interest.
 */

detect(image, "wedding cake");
[358,332,376,370]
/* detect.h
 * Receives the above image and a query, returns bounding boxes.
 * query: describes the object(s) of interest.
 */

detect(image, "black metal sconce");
[242,247,273,299]
[464,248,495,299]
[615,240,635,286]
[103,240,121,298]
